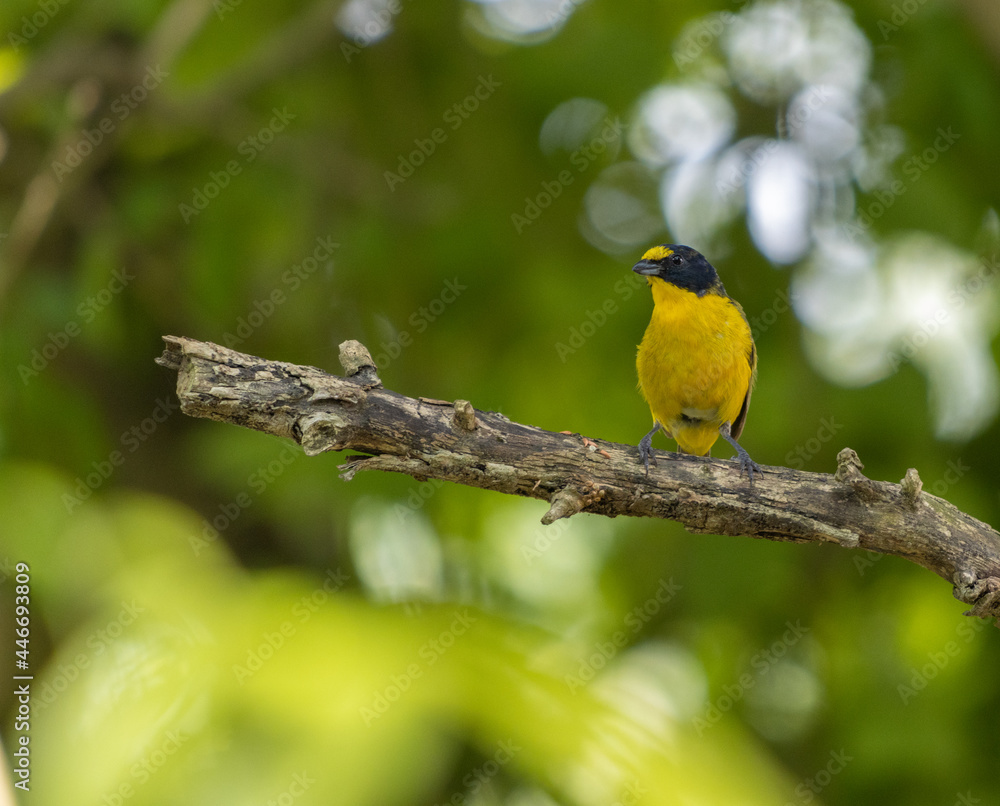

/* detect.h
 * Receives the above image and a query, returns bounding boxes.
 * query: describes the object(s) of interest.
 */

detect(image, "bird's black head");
[632,244,723,296]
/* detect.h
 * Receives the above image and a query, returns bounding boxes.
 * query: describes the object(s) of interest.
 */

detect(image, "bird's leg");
[638,422,661,475]
[718,422,762,484]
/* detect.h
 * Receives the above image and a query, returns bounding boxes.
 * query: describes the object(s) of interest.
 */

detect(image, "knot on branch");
[899,468,923,507]
[338,340,381,388]
[542,488,584,524]
[298,411,351,456]
[452,399,478,432]
[835,448,882,503]
[952,570,1000,625]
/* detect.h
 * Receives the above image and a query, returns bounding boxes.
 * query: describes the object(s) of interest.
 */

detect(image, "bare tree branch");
[156,335,1000,624]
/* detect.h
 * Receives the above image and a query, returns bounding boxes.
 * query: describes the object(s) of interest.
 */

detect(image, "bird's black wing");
[731,340,756,441]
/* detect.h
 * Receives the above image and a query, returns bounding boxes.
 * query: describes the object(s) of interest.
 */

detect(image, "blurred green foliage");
[1,0,999,804]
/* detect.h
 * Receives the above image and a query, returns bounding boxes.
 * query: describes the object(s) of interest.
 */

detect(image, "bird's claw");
[736,450,763,485]
[641,450,656,476]
[638,432,657,476]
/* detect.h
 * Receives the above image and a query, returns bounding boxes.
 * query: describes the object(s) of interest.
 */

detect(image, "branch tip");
[155,335,184,370]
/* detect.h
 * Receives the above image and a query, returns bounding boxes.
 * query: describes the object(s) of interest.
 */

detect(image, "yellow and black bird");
[633,244,761,482]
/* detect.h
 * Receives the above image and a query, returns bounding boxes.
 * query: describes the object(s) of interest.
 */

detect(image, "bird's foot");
[638,423,660,476]
[718,422,762,485]
[734,446,763,484]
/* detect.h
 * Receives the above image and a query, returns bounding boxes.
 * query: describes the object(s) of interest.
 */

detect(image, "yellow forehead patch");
[641,245,673,261]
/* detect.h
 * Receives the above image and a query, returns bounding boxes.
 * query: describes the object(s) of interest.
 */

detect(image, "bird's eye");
[670,255,683,267]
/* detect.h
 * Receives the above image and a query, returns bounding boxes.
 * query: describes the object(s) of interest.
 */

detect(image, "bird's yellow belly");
[637,297,752,456]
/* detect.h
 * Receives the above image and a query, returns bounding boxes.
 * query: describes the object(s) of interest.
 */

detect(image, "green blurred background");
[1,0,999,803]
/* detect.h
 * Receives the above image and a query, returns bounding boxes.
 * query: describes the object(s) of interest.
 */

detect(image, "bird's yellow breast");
[637,279,755,456]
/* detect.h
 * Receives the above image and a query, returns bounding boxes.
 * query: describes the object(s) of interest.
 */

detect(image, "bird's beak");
[632,260,660,277]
